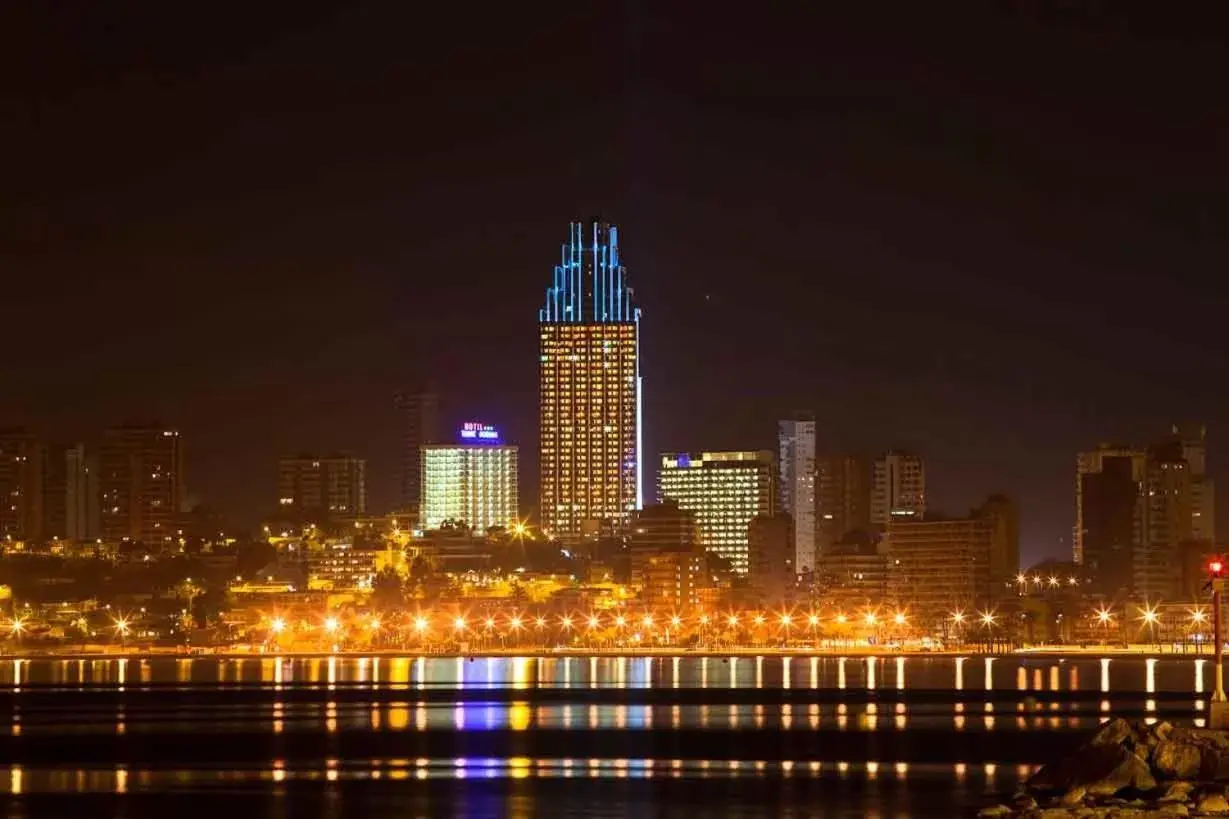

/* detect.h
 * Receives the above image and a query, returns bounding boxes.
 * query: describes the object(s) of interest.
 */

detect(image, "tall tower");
[778,414,816,574]
[539,220,642,539]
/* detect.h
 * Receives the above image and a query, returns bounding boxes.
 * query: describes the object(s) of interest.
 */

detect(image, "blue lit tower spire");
[538,219,643,538]
[539,220,637,323]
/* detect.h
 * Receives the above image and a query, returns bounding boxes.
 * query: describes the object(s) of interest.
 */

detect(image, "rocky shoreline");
[980,718,1229,817]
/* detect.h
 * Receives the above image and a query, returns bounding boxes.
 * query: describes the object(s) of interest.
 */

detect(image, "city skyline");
[4,5,1227,565]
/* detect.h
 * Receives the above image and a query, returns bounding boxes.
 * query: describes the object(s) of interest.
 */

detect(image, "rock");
[1195,792,1229,814]
[1153,740,1202,780]
[1151,722,1174,743]
[976,806,1011,818]
[1061,786,1089,806]
[1157,781,1194,803]
[1092,718,1136,748]
[1148,804,1189,816]
[1085,747,1156,796]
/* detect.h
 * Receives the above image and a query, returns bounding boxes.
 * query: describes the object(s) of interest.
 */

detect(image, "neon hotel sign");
[459,422,500,443]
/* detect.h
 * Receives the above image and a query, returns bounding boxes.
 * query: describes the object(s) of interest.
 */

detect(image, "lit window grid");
[658,460,772,575]
[539,322,639,537]
[420,446,518,532]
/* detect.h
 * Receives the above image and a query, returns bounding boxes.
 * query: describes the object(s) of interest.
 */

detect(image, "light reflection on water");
[0,654,1215,696]
[0,757,1040,794]
[0,653,1214,814]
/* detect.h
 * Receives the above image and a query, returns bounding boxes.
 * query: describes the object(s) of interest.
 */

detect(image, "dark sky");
[3,3,1227,564]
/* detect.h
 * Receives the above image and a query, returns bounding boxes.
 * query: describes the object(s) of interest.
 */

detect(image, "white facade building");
[420,423,518,532]
[778,415,816,574]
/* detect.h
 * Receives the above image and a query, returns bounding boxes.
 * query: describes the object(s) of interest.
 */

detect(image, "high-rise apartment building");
[277,455,367,518]
[884,495,1018,624]
[1137,438,1195,600]
[0,429,45,542]
[420,422,519,532]
[748,513,796,603]
[42,443,99,541]
[538,220,642,539]
[1079,455,1137,597]
[777,414,816,574]
[1074,425,1214,599]
[658,450,774,575]
[1074,444,1147,566]
[1173,423,1215,543]
[816,454,872,552]
[393,387,439,517]
[100,424,184,544]
[871,450,926,526]
[629,501,705,611]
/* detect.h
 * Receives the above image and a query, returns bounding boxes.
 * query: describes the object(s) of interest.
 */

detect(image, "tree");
[370,567,405,611]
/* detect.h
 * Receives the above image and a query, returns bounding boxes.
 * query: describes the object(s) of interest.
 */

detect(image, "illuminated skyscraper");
[420,422,518,532]
[658,451,775,575]
[539,220,642,539]
[778,414,816,573]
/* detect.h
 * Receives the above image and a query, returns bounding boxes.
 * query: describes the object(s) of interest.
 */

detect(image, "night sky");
[3,4,1227,564]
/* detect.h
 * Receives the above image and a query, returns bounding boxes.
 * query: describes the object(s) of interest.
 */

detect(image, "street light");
[323,616,340,634]
[454,616,467,633]
[270,617,286,635]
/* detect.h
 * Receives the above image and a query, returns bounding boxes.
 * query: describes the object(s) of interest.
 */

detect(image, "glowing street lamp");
[369,617,382,632]
[587,615,601,629]
[951,610,966,625]
[535,616,548,630]
[979,611,996,628]
[893,612,907,627]
[323,616,340,634]
[454,616,467,633]
[414,616,430,634]
[113,616,131,641]
[727,614,739,628]
[864,612,877,626]
[670,615,682,629]
[561,615,574,631]
[1095,607,1113,626]
[9,616,26,637]
[641,614,654,629]
[269,617,286,635]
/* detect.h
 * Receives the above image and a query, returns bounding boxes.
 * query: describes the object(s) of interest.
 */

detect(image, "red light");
[1211,560,1224,575]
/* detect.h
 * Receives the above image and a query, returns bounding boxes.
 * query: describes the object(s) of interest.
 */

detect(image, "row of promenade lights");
[261,609,1012,645]
[259,604,1218,645]
[5,614,134,642]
